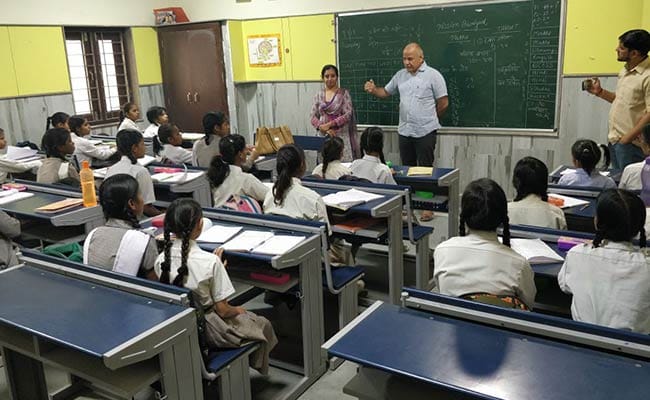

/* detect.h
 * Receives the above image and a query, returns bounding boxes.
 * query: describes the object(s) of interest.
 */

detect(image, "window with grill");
[64,28,132,124]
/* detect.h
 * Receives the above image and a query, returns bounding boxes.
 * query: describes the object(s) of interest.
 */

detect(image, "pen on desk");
[579,203,589,210]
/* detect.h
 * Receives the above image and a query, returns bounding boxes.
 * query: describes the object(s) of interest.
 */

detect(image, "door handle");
[194,92,199,103]
[186,92,192,103]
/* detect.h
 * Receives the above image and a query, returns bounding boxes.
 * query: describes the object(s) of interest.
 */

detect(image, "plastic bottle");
[641,158,650,206]
[80,160,97,207]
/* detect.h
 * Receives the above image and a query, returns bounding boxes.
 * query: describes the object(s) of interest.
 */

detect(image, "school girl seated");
[618,124,650,190]
[37,128,79,186]
[434,178,537,310]
[193,111,230,167]
[155,198,277,374]
[143,106,168,138]
[45,111,70,131]
[558,139,616,189]
[104,129,161,216]
[68,116,116,166]
[350,127,396,185]
[83,174,158,279]
[158,123,192,164]
[508,157,567,229]
[312,136,352,180]
[0,127,42,182]
[116,102,141,132]
[0,209,21,269]
[207,134,268,208]
[558,189,650,334]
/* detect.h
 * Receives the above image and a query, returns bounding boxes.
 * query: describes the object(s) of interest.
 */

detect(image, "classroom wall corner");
[132,27,163,85]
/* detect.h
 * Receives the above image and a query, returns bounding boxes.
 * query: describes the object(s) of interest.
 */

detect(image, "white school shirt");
[212,165,269,207]
[263,177,330,227]
[162,144,193,165]
[557,168,616,189]
[558,241,650,334]
[143,123,159,138]
[508,194,567,230]
[117,117,141,133]
[312,160,352,180]
[154,240,235,308]
[433,230,537,309]
[71,133,116,166]
[350,155,396,185]
[104,156,156,205]
[0,155,42,183]
[619,161,644,190]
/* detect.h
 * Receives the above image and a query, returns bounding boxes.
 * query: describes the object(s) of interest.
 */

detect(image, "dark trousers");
[398,130,437,166]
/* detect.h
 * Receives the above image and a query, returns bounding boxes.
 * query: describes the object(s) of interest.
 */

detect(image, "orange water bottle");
[80,160,97,207]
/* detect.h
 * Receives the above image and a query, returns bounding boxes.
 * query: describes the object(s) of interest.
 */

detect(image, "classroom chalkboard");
[337,0,562,130]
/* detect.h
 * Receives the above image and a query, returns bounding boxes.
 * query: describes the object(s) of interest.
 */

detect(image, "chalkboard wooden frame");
[335,0,567,137]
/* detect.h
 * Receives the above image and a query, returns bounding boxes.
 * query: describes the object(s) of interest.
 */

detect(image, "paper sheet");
[151,171,204,183]
[322,189,383,210]
[221,230,274,252]
[252,235,305,255]
[5,146,39,161]
[547,193,590,209]
[0,192,33,205]
[137,155,156,166]
[197,225,242,243]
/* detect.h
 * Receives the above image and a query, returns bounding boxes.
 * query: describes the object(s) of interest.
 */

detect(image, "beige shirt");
[312,160,352,180]
[104,156,156,205]
[433,230,537,309]
[559,241,650,334]
[154,240,235,308]
[608,57,650,146]
[263,177,330,227]
[36,157,79,186]
[212,165,269,207]
[508,194,567,230]
[192,136,222,168]
[619,160,644,190]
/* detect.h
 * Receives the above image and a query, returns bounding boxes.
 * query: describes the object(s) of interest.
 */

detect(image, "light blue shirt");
[557,168,616,189]
[385,61,448,137]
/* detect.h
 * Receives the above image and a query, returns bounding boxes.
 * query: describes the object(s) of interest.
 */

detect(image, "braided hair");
[512,157,550,202]
[273,144,305,206]
[360,126,386,164]
[98,174,142,228]
[207,134,246,188]
[571,139,601,175]
[593,189,646,248]
[159,198,203,288]
[46,112,69,131]
[202,111,228,146]
[459,178,511,247]
[116,129,144,164]
[321,136,344,178]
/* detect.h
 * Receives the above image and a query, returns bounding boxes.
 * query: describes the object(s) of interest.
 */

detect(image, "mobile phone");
[581,79,593,91]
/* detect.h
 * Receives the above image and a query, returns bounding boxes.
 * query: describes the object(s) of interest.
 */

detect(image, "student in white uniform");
[68,116,116,167]
[158,124,192,164]
[264,144,352,265]
[84,174,158,279]
[350,127,396,185]
[192,111,229,167]
[104,129,161,216]
[312,136,352,180]
[508,157,567,229]
[207,134,268,207]
[0,128,42,182]
[619,125,650,190]
[558,139,616,189]
[116,102,142,133]
[36,128,79,187]
[143,106,168,138]
[434,178,537,310]
[45,111,70,131]
[559,189,650,334]
[156,198,277,374]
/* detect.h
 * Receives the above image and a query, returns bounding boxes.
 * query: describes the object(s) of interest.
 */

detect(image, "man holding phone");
[586,29,650,170]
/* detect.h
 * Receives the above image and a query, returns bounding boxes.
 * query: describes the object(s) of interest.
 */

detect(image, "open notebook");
[220,230,305,255]
[322,189,383,211]
[506,238,564,264]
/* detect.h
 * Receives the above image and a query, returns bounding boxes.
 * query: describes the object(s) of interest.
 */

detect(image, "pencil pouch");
[250,271,291,285]
[153,167,183,174]
[151,214,166,228]
[557,236,591,251]
[2,183,27,191]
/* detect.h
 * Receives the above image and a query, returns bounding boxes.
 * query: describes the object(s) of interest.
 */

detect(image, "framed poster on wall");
[247,34,282,67]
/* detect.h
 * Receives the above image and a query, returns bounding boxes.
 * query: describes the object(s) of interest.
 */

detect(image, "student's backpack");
[222,194,263,214]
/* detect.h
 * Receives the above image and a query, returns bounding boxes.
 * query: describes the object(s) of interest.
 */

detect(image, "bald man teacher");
[364,43,449,167]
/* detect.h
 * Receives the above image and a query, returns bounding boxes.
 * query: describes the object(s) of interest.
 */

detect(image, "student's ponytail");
[362,126,386,164]
[161,198,203,288]
[502,215,511,247]
[45,116,53,131]
[207,156,230,188]
[159,229,173,285]
[459,215,466,236]
[321,136,344,178]
[640,227,647,248]
[571,139,600,175]
[273,144,305,206]
[115,129,143,165]
[172,232,191,288]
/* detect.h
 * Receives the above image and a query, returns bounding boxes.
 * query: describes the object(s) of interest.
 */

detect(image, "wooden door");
[158,22,228,132]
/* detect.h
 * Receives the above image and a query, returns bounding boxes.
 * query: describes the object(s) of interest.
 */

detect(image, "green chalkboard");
[337,0,562,130]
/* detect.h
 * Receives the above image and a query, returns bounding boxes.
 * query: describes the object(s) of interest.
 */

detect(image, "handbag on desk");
[254,126,294,155]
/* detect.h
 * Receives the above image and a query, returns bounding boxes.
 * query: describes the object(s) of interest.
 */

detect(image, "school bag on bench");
[254,126,294,155]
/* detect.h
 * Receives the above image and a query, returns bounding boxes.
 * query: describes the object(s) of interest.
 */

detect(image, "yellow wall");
[563,0,645,75]
[131,27,163,85]
[0,27,19,97]
[230,14,335,82]
[6,27,70,96]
